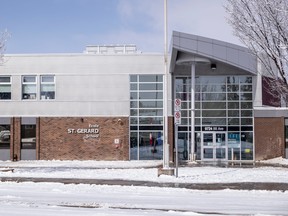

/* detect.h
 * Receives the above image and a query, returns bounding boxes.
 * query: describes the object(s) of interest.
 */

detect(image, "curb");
[1,177,288,191]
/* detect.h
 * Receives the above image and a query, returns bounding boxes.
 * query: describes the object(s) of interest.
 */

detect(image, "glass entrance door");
[202,132,227,160]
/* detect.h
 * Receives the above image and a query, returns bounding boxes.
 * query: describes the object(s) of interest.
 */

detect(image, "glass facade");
[175,76,254,161]
[130,75,163,160]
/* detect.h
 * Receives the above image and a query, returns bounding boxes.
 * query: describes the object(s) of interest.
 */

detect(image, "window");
[129,75,164,160]
[0,125,10,149]
[0,76,11,100]
[22,76,37,100]
[40,75,55,100]
[21,125,36,149]
[175,75,253,161]
[22,75,56,100]
[285,119,288,149]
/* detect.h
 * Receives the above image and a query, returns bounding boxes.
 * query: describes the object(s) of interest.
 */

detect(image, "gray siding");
[0,54,164,116]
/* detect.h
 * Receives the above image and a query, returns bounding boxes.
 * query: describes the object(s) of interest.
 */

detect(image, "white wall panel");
[0,54,164,116]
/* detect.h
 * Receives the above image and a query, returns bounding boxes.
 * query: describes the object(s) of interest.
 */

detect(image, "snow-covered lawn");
[0,157,288,215]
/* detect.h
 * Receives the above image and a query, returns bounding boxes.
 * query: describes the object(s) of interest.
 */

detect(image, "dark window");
[0,76,11,100]
[0,125,10,149]
[21,125,36,149]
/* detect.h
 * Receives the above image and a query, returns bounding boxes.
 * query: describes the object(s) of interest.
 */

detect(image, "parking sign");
[174,98,181,111]
[174,111,181,125]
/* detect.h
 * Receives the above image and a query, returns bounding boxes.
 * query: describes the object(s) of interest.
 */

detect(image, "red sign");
[174,98,181,111]
[174,111,181,125]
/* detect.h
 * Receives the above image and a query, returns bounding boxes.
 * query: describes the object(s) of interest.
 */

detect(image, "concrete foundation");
[157,167,175,177]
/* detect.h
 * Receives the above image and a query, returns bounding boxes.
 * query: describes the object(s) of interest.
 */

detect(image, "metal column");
[163,0,169,168]
[191,63,196,161]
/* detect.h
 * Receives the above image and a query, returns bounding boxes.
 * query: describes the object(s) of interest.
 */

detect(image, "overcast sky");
[0,0,242,54]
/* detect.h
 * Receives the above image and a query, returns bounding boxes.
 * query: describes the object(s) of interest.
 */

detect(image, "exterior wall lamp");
[211,63,217,70]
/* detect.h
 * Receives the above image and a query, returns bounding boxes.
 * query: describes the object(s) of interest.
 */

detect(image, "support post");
[163,0,169,168]
[191,63,196,161]
[175,124,178,177]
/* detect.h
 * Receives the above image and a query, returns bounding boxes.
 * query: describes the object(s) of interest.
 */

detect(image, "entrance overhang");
[170,31,257,76]
[176,52,211,66]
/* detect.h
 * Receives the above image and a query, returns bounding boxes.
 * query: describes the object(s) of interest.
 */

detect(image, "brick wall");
[36,117,40,160]
[168,116,174,161]
[11,115,285,161]
[254,117,285,160]
[11,117,21,161]
[39,117,129,160]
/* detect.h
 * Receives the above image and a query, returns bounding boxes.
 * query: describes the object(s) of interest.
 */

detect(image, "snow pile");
[258,157,288,166]
[0,160,163,168]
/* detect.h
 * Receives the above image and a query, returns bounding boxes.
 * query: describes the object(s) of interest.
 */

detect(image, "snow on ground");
[0,181,288,216]
[1,158,288,215]
[0,158,288,184]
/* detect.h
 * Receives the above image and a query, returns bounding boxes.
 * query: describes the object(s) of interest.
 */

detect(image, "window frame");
[22,75,37,100]
[40,75,56,100]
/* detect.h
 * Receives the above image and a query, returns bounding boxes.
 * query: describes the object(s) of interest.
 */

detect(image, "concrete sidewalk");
[1,176,288,191]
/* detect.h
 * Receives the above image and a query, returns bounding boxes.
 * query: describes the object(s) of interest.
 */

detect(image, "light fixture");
[211,63,217,70]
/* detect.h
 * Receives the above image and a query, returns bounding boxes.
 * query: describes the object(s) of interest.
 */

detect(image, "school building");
[0,31,287,162]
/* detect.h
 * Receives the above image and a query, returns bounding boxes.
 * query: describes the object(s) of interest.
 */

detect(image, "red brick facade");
[5,116,286,161]
[254,117,285,160]
[168,116,174,161]
[11,117,21,161]
[9,116,129,161]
